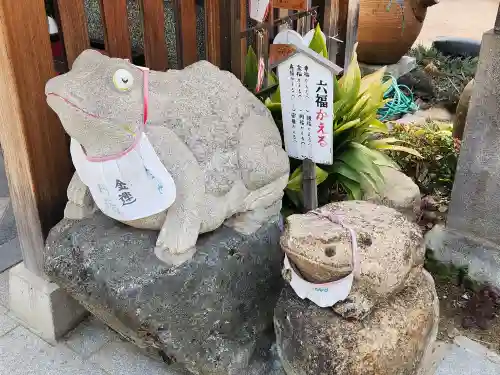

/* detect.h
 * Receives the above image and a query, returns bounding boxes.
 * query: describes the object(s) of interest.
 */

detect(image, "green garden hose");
[378,75,419,121]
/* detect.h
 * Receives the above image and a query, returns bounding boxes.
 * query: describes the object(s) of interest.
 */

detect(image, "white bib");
[283,212,359,308]
[71,133,176,221]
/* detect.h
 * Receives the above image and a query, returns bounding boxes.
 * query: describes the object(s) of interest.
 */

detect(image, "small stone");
[363,166,421,221]
[423,211,438,223]
[438,205,448,213]
[447,327,461,339]
[424,62,440,76]
[462,316,475,329]
[422,196,439,211]
[462,293,470,300]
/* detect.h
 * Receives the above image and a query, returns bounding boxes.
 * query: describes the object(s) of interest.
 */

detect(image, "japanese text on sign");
[278,53,334,165]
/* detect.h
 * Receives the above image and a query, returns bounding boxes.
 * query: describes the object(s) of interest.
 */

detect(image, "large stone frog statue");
[46,50,289,265]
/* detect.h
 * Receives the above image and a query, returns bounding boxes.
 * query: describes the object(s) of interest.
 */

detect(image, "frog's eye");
[112,69,134,91]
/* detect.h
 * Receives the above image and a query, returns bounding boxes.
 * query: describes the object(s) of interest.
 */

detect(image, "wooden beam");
[230,0,247,80]
[99,0,132,59]
[205,0,222,67]
[344,0,359,70]
[55,0,90,68]
[323,0,340,63]
[140,0,169,70]
[0,0,74,276]
[175,0,198,67]
[336,0,359,70]
[219,0,232,70]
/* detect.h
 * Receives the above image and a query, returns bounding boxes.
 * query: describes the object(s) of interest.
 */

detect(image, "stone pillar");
[426,28,500,288]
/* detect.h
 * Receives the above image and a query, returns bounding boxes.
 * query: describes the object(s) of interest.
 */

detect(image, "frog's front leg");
[148,128,205,266]
[64,172,96,219]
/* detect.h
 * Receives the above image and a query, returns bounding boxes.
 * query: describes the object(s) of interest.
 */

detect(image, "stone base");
[425,225,500,288]
[9,263,87,344]
[44,212,285,375]
[274,270,439,375]
[360,56,416,79]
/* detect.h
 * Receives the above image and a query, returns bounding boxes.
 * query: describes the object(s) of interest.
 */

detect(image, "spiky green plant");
[244,25,421,210]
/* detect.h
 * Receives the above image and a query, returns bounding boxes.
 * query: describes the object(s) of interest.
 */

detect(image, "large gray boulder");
[44,212,285,375]
[274,270,439,375]
[363,166,421,221]
[281,201,424,320]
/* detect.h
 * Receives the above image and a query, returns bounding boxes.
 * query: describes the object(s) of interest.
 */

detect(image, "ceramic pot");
[357,0,439,65]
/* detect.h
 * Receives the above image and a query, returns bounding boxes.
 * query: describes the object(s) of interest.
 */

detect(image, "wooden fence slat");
[140,0,169,70]
[344,0,360,70]
[99,0,132,59]
[323,0,340,63]
[335,0,359,69]
[230,0,247,80]
[240,0,247,76]
[55,0,90,68]
[0,0,74,275]
[219,0,232,70]
[175,0,197,67]
[205,0,221,66]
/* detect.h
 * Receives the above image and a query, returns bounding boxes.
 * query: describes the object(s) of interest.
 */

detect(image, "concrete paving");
[416,0,498,47]
[434,337,500,375]
[0,267,177,375]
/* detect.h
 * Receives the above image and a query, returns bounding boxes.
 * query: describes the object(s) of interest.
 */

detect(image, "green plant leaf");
[244,46,259,91]
[334,119,361,135]
[270,84,281,103]
[265,98,282,112]
[286,166,329,192]
[308,23,328,58]
[331,161,361,182]
[375,144,423,158]
[337,175,362,200]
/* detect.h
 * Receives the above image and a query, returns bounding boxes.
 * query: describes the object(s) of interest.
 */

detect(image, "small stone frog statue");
[46,50,289,265]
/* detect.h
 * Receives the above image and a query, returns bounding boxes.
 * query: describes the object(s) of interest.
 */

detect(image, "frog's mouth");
[46,92,101,120]
[47,64,149,125]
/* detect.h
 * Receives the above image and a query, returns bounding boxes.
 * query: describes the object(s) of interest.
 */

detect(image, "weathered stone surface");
[363,166,421,220]
[280,201,424,319]
[446,30,500,245]
[360,56,416,79]
[274,270,439,375]
[44,212,284,375]
[395,107,453,125]
[453,79,475,140]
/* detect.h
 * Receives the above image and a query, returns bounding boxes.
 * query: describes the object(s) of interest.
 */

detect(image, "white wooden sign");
[277,52,334,165]
[250,0,271,22]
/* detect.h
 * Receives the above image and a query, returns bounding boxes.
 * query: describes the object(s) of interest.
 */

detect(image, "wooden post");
[230,0,247,80]
[336,0,359,69]
[302,159,318,211]
[140,0,169,71]
[175,0,198,67]
[323,0,340,63]
[0,0,74,276]
[205,0,222,66]
[54,0,90,68]
[99,0,133,59]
